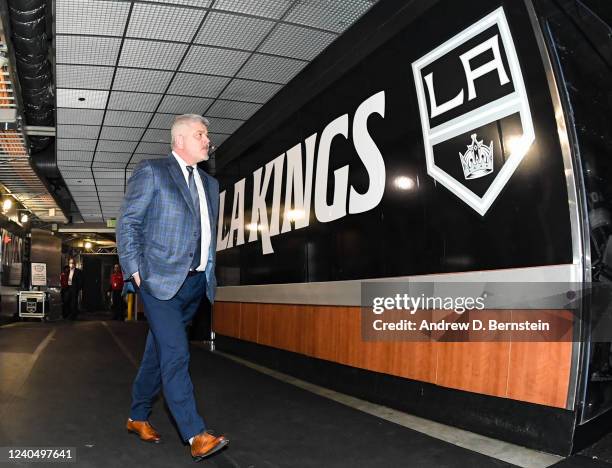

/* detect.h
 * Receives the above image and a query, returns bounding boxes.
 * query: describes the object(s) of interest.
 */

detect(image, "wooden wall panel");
[256,303,275,347]
[213,302,573,408]
[271,304,315,356]
[507,341,572,408]
[506,310,573,407]
[435,342,511,398]
[387,342,438,383]
[252,304,316,355]
[213,302,241,338]
[239,303,259,343]
[311,306,348,363]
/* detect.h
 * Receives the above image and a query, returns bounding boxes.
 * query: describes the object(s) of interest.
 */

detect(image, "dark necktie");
[186,166,201,270]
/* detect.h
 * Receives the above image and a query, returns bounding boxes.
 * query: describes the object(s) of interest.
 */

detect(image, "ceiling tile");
[56,65,114,90]
[284,0,376,33]
[93,161,127,169]
[259,24,337,60]
[57,139,97,151]
[158,95,213,114]
[94,152,132,164]
[113,68,174,93]
[150,113,177,129]
[57,125,100,140]
[100,126,145,141]
[129,154,166,166]
[57,151,95,163]
[127,3,207,42]
[145,0,212,7]
[135,142,171,154]
[195,12,274,50]
[95,171,125,179]
[219,79,282,104]
[56,0,131,36]
[206,99,261,120]
[60,170,95,179]
[214,0,290,19]
[237,54,307,84]
[104,110,152,127]
[66,190,97,196]
[97,140,139,153]
[119,40,188,70]
[180,45,249,76]
[107,91,162,112]
[65,178,95,185]
[56,36,122,66]
[142,128,170,143]
[57,89,109,109]
[96,184,123,191]
[207,117,244,134]
[57,108,105,125]
[57,162,93,169]
[167,73,230,98]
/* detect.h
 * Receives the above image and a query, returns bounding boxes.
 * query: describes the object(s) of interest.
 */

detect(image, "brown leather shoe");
[126,419,161,443]
[190,431,229,461]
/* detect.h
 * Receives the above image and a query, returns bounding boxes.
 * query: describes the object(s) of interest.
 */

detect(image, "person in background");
[110,264,125,321]
[64,258,83,320]
[60,265,69,319]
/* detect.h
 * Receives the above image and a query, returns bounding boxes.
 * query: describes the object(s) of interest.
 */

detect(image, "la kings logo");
[412,7,534,215]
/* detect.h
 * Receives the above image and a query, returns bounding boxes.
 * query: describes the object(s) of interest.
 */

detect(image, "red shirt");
[110,272,124,291]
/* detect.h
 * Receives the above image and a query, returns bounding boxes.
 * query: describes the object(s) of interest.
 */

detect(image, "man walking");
[64,258,82,320]
[116,114,228,461]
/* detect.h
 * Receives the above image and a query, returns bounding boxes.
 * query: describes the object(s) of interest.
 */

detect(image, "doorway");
[82,255,119,312]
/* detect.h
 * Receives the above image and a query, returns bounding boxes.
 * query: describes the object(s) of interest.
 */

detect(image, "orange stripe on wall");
[213,302,571,408]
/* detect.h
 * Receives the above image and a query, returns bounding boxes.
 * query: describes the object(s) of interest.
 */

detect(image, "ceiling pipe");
[7,0,54,153]
[5,0,76,223]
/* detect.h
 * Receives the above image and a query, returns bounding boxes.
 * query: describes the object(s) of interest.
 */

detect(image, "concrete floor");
[0,318,607,467]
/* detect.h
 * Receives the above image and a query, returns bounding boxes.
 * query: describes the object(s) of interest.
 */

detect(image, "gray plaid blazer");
[116,155,219,302]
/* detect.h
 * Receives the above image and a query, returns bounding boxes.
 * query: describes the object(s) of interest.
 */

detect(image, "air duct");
[7,0,54,154]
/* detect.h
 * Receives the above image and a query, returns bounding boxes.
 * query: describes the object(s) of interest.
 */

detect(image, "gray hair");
[171,114,210,148]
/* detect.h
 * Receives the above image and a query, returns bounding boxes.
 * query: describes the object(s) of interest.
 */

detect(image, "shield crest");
[412,7,534,216]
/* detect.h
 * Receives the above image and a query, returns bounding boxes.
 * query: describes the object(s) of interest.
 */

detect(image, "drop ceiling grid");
[55,0,378,221]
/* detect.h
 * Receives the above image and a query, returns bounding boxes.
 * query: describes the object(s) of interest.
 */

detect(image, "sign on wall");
[412,7,535,215]
[31,262,47,286]
[216,1,573,286]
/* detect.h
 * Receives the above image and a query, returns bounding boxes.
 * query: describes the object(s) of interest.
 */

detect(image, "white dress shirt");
[172,151,211,272]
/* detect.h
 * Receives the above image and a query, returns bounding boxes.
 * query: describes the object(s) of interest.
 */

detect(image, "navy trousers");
[129,272,207,441]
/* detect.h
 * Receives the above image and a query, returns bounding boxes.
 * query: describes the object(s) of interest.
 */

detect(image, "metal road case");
[18,291,47,320]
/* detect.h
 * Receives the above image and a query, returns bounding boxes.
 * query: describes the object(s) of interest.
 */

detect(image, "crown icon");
[459,134,494,180]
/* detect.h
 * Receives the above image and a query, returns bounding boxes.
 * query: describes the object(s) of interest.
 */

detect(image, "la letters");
[216,91,386,255]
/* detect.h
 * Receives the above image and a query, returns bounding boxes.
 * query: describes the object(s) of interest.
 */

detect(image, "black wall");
[215,0,574,286]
